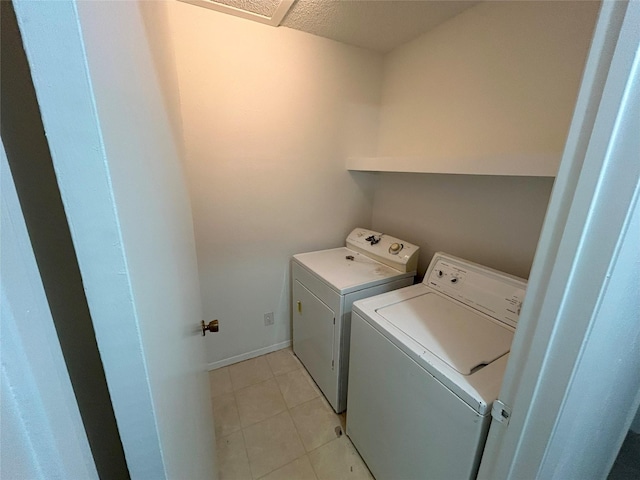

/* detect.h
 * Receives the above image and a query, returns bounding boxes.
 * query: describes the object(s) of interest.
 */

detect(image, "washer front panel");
[347,312,489,480]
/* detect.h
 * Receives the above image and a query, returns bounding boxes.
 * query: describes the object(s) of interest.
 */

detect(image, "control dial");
[388,243,403,255]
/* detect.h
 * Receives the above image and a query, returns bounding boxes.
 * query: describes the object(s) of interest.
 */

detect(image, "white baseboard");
[207,340,292,371]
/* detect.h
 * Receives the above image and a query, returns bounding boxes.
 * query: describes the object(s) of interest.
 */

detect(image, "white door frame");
[478,1,640,478]
[12,2,166,475]
[1,140,99,480]
[13,1,216,478]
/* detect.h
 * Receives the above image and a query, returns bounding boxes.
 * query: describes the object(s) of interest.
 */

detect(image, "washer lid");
[293,247,411,294]
[376,292,513,375]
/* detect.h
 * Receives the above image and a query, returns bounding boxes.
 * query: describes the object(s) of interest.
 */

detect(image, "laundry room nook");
[152,0,601,477]
[165,0,598,367]
[158,1,601,478]
[7,0,640,479]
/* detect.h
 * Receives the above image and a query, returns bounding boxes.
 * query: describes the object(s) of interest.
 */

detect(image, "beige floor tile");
[243,411,306,479]
[290,397,342,452]
[229,356,274,391]
[209,367,233,398]
[217,430,252,480]
[236,378,287,428]
[275,368,321,409]
[215,352,369,480]
[308,437,374,480]
[258,455,317,480]
[266,348,302,376]
[212,392,242,438]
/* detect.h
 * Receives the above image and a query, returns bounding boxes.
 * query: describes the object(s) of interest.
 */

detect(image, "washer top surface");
[377,292,513,375]
[352,252,527,414]
[293,247,412,295]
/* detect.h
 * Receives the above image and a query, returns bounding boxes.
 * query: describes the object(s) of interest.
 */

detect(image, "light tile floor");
[210,348,374,480]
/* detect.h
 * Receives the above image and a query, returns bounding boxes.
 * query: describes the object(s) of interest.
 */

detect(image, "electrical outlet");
[264,312,274,326]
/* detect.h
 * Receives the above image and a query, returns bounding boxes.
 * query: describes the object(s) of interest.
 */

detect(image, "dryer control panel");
[425,252,527,328]
[346,228,419,273]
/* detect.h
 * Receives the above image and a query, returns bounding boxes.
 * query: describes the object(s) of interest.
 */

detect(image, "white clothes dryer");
[346,252,527,480]
[292,228,419,413]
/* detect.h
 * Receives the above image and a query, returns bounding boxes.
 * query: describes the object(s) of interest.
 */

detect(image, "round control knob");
[388,243,403,255]
[436,270,444,278]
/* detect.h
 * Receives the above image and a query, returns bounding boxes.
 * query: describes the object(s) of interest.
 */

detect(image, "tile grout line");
[277,374,323,480]
[239,350,306,480]
[237,421,254,480]
[214,349,371,480]
[283,379,343,480]
[263,350,316,479]
[229,364,251,479]
[242,410,307,480]
[235,377,289,430]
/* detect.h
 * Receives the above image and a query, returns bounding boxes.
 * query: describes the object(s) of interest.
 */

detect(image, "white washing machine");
[292,228,419,413]
[346,252,527,480]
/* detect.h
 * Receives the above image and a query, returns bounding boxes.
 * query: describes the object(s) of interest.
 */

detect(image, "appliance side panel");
[336,277,415,411]
[347,313,489,480]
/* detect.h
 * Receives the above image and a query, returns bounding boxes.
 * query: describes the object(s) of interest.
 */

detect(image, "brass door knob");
[201,319,219,336]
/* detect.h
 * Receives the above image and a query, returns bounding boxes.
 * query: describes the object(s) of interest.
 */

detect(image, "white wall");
[371,173,554,279]
[1,141,98,480]
[377,1,599,175]
[139,1,185,159]
[16,1,216,477]
[169,1,381,365]
[168,1,599,365]
[370,1,599,279]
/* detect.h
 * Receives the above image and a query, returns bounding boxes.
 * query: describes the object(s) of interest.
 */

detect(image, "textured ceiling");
[281,1,480,53]
[195,0,481,54]
[214,0,281,16]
